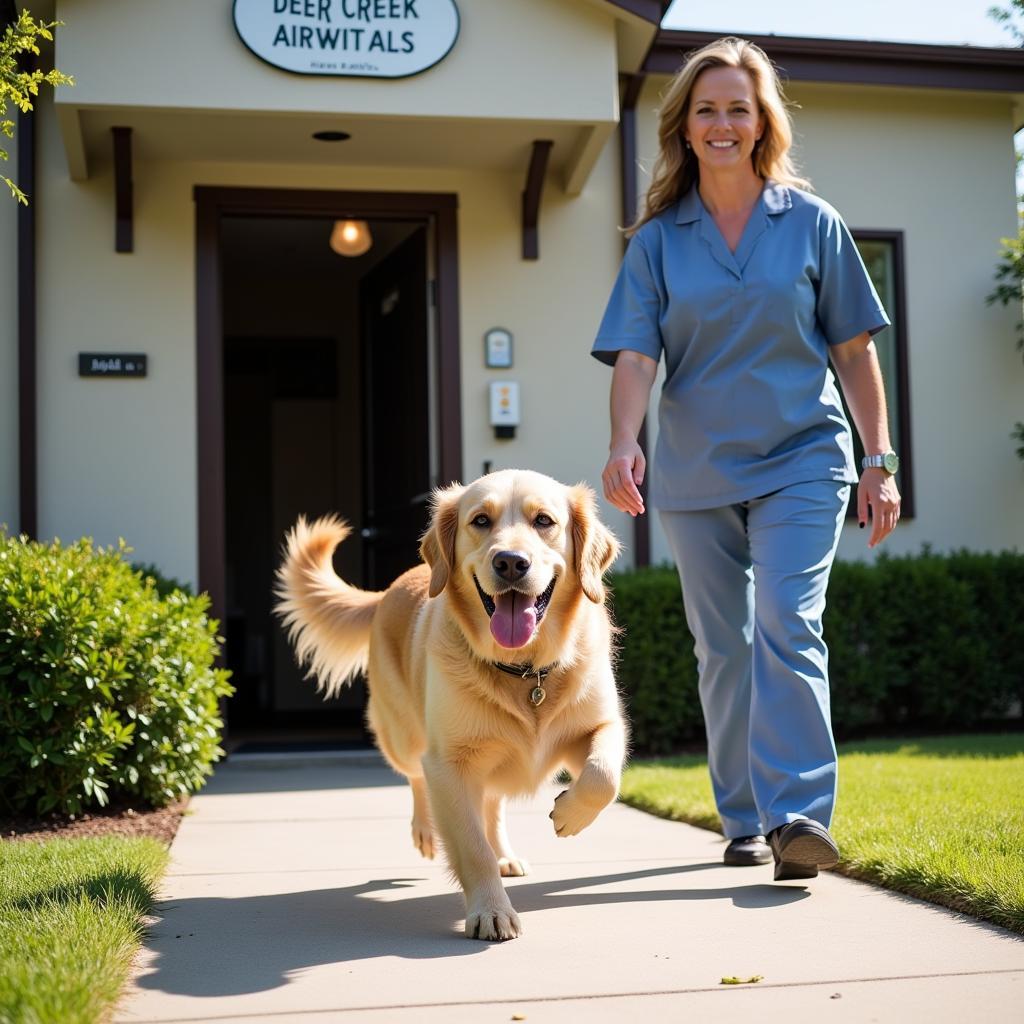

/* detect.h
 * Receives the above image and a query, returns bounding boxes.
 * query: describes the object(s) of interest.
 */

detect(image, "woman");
[593,37,900,879]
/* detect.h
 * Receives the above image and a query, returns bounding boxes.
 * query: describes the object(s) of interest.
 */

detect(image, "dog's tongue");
[490,591,538,649]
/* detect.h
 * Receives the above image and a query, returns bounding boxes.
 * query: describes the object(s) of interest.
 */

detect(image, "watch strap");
[862,451,899,473]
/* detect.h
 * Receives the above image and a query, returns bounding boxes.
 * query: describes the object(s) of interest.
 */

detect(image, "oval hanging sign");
[233,0,460,79]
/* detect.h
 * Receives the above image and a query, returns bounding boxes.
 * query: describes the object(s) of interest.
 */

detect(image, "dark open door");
[360,226,432,588]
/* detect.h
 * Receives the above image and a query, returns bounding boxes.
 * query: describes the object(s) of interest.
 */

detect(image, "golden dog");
[276,469,627,941]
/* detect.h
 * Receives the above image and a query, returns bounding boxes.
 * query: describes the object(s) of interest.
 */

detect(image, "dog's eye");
[471,513,491,528]
[534,513,555,528]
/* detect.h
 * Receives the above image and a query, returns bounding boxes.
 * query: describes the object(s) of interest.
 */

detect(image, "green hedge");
[609,550,1024,755]
[0,534,233,816]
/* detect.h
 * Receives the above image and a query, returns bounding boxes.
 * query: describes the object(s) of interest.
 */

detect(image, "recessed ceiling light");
[312,130,351,142]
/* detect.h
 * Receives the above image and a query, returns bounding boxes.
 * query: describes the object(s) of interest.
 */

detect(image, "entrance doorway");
[194,188,462,738]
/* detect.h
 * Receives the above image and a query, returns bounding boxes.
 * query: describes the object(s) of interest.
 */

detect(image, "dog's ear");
[420,483,464,598]
[569,484,620,604]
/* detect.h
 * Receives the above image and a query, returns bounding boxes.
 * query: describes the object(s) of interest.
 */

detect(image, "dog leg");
[550,720,626,838]
[423,753,522,941]
[484,793,530,877]
[409,776,435,860]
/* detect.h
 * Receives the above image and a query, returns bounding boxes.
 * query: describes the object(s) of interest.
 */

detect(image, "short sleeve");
[591,233,664,366]
[816,210,890,346]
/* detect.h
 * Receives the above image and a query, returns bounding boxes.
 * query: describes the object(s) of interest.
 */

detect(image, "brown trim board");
[603,0,663,25]
[193,186,462,627]
[648,31,1024,93]
[17,56,37,539]
[618,73,651,567]
[612,4,672,567]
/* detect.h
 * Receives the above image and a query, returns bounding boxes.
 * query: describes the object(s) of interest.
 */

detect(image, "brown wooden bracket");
[112,126,133,252]
[521,140,553,260]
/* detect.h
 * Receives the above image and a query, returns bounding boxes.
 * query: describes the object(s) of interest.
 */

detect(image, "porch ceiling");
[56,104,615,196]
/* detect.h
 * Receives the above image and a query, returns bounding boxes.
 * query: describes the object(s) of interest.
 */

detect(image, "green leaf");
[0,527,229,813]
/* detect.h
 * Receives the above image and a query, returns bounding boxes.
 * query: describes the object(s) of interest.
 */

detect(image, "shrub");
[0,533,233,816]
[609,566,702,753]
[944,550,1024,711]
[131,561,194,599]
[610,549,1024,755]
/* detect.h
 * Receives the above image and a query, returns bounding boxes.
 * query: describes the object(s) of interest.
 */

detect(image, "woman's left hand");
[858,469,901,548]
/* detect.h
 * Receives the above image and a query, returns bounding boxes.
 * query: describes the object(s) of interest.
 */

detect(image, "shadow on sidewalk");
[136,862,809,998]
[201,763,402,796]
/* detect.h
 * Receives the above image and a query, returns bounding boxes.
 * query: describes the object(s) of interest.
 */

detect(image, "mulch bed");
[2,797,189,846]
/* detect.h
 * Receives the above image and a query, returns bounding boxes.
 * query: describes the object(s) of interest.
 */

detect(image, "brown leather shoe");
[723,834,772,866]
[768,819,840,880]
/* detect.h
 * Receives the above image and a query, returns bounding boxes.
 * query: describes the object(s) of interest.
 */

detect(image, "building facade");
[2,1,1022,728]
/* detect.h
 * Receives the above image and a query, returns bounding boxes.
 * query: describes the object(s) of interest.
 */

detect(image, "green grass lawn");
[620,733,1024,934]
[0,836,169,1024]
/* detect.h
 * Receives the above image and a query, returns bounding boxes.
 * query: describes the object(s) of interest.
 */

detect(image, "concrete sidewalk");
[116,754,1023,1023]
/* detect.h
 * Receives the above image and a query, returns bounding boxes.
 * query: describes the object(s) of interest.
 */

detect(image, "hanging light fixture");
[330,219,373,257]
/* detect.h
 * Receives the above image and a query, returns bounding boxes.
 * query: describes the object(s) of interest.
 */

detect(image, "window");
[838,231,914,516]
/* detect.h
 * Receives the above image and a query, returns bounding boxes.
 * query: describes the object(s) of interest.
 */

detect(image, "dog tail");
[275,515,384,698]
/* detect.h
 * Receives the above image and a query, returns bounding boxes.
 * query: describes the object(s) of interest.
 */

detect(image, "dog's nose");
[492,550,531,583]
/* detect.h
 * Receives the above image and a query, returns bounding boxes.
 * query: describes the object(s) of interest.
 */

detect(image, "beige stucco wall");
[635,76,1024,564]
[33,89,198,579]
[0,131,17,535]
[461,140,624,516]
[28,83,630,585]
[55,0,617,124]
[15,19,1022,587]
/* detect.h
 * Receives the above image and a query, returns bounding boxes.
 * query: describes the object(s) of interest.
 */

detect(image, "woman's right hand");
[603,349,657,517]
[603,439,646,517]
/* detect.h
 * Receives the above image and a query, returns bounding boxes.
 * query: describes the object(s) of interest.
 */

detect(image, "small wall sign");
[79,353,147,378]
[484,328,513,369]
[233,0,460,79]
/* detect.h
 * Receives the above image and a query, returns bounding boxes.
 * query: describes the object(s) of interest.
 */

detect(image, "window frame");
[848,228,915,519]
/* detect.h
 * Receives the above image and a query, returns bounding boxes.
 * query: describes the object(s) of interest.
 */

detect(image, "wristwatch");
[862,451,900,474]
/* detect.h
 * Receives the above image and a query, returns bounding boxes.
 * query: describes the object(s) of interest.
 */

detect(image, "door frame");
[193,186,462,629]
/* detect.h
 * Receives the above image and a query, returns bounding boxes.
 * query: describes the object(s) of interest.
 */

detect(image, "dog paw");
[549,788,601,837]
[497,856,530,877]
[465,903,522,941]
[411,820,435,860]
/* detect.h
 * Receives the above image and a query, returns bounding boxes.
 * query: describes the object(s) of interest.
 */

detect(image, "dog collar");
[491,660,557,707]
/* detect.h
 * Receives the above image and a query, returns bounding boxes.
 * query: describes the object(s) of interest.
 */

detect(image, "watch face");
[883,452,900,474]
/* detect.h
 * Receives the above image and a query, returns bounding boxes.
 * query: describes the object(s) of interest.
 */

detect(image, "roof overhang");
[52,0,647,195]
[648,30,1024,130]
[54,104,618,196]
[648,30,1024,90]
[583,0,666,73]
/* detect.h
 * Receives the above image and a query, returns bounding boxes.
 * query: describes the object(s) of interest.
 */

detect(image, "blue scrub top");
[592,181,890,511]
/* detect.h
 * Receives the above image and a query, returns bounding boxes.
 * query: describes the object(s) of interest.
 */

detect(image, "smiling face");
[684,65,765,173]
[420,470,619,663]
[457,471,571,652]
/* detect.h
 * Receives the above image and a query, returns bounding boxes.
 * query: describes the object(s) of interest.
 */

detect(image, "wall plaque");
[233,0,460,79]
[79,353,148,378]
[484,327,513,368]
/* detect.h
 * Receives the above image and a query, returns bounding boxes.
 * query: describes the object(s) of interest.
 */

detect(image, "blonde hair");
[628,37,809,236]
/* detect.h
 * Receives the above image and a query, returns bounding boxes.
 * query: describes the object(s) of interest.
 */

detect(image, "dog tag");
[529,685,546,707]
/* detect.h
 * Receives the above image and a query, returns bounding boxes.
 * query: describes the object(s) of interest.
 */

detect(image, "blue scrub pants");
[659,479,850,839]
